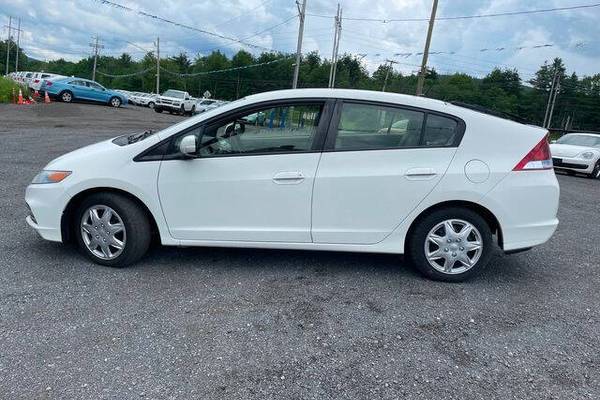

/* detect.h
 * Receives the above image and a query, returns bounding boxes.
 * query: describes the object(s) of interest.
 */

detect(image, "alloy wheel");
[424,219,483,275]
[80,205,126,260]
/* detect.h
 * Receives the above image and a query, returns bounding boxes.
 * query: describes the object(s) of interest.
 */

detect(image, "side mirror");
[179,135,197,157]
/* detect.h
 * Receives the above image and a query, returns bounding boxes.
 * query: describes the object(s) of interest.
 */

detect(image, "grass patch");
[0,76,27,103]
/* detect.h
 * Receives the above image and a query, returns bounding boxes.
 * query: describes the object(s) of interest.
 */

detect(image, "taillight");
[513,134,553,171]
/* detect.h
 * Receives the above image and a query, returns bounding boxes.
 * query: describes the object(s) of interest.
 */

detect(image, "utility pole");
[89,35,104,81]
[292,0,307,89]
[328,4,342,88]
[15,18,21,72]
[5,16,12,75]
[416,0,438,96]
[155,37,160,95]
[543,68,558,128]
[382,60,397,92]
[547,79,561,129]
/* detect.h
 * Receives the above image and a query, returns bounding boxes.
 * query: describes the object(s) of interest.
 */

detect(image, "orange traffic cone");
[17,89,24,105]
[44,91,51,104]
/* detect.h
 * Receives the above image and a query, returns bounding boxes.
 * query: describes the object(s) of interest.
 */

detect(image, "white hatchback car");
[25,89,560,281]
[550,133,600,179]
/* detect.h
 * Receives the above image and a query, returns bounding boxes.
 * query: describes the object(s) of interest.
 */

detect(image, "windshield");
[163,90,185,99]
[556,134,600,148]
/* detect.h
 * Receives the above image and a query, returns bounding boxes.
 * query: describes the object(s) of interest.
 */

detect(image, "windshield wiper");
[127,130,154,144]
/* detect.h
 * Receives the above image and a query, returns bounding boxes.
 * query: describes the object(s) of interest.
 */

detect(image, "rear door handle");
[273,171,305,185]
[405,168,437,180]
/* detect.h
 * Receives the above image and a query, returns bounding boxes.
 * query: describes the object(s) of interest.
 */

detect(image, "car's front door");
[88,82,110,102]
[157,100,331,242]
[311,101,463,245]
[68,80,91,100]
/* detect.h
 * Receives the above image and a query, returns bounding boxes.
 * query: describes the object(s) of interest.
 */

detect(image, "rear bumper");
[480,170,560,251]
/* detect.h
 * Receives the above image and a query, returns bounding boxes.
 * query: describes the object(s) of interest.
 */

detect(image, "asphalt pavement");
[0,103,598,399]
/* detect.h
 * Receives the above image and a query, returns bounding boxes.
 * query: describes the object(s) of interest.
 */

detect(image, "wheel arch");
[61,187,161,245]
[405,200,503,250]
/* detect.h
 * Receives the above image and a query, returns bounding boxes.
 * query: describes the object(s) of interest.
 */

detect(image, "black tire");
[154,106,163,113]
[60,90,73,103]
[73,193,151,267]
[407,207,494,282]
[188,105,196,116]
[588,161,600,179]
[109,96,122,108]
[180,105,185,115]
[148,101,155,109]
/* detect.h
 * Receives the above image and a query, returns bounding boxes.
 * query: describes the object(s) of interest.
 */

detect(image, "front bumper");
[25,183,70,243]
[552,157,593,173]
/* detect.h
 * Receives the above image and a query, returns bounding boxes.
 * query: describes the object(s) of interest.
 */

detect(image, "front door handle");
[273,171,305,185]
[405,168,437,180]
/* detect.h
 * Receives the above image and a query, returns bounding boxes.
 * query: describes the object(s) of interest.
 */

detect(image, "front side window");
[334,103,425,150]
[175,103,323,157]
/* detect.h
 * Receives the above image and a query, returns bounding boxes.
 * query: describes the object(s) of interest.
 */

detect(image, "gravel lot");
[1,102,599,399]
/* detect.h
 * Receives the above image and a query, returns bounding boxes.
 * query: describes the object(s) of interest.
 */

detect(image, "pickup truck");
[154,90,196,115]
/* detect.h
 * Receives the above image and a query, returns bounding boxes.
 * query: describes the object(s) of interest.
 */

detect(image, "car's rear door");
[311,100,464,245]
[157,99,333,242]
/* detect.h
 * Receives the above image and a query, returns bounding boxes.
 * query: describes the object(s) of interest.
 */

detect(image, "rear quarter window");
[423,115,459,147]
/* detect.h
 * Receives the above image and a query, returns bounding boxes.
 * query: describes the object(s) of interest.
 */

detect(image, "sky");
[1,0,600,80]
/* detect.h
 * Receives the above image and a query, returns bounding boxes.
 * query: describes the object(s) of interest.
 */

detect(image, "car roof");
[242,88,467,116]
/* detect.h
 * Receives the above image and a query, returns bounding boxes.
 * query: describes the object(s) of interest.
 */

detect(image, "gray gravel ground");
[0,103,599,399]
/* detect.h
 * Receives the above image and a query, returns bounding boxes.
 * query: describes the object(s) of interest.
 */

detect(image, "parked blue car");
[41,77,128,107]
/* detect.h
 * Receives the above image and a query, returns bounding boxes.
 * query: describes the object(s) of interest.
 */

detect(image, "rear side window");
[332,102,461,151]
[423,114,458,147]
[335,103,424,151]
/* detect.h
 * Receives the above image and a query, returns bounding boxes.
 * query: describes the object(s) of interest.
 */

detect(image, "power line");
[307,2,600,23]
[93,0,284,53]
[159,58,287,77]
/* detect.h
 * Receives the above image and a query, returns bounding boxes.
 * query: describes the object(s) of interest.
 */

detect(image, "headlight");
[580,152,595,159]
[31,170,72,184]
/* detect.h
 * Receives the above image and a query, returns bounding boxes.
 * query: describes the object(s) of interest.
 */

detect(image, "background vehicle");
[42,77,128,107]
[25,89,559,282]
[550,133,600,179]
[131,92,158,108]
[154,90,195,115]
[29,72,64,93]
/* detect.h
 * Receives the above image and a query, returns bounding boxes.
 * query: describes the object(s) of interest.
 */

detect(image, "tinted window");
[422,115,458,147]
[334,103,424,150]
[175,103,323,157]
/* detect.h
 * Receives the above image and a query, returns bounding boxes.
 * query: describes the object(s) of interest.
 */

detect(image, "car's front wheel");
[407,208,493,282]
[588,160,600,179]
[148,101,155,109]
[74,193,151,267]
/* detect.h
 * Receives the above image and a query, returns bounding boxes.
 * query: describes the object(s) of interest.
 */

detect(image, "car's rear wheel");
[148,101,155,109]
[154,106,163,113]
[407,208,493,282]
[74,193,151,267]
[60,90,73,103]
[109,97,122,108]
[588,161,600,179]
[189,105,196,116]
